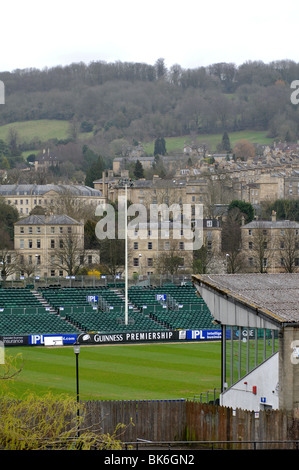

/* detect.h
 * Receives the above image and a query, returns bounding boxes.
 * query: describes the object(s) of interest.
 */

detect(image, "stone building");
[13,214,99,279]
[241,211,299,273]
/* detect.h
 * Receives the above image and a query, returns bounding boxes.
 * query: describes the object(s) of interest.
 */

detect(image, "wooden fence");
[82,400,299,449]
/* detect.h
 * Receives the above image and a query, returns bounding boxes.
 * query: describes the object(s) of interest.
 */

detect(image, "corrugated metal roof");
[192,273,299,324]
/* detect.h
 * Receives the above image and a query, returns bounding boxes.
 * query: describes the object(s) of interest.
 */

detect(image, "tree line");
[1,59,299,143]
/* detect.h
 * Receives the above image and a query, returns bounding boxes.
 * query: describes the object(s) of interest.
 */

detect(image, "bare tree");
[281,227,299,273]
[50,189,95,221]
[51,231,85,276]
[155,239,192,275]
[14,252,36,278]
[251,225,272,273]
[222,208,245,273]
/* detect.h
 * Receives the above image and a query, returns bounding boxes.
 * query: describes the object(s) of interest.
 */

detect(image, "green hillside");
[0,119,274,157]
[143,130,274,154]
[0,120,70,143]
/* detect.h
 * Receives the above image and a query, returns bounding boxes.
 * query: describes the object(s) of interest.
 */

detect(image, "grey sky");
[2,0,299,72]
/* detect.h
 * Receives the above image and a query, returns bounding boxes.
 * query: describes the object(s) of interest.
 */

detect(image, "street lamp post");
[73,339,81,438]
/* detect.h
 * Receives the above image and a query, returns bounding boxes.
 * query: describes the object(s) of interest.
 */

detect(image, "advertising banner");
[30,334,77,346]
[0,336,30,346]
[186,329,222,341]
[2,329,223,347]
[76,330,180,345]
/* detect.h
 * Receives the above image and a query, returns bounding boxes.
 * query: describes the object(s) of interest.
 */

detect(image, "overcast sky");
[2,0,299,72]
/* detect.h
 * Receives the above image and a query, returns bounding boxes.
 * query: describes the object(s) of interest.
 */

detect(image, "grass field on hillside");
[143,130,274,154]
[0,120,70,143]
[2,342,222,401]
[0,119,273,157]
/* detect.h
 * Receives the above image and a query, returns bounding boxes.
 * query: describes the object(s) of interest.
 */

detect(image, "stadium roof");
[192,273,299,328]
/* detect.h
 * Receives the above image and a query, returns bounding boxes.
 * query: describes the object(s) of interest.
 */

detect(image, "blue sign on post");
[87,295,98,303]
[156,294,166,301]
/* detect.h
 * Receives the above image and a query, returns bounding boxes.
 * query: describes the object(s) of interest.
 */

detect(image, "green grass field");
[0,119,273,156]
[1,338,277,402]
[143,130,274,154]
[0,119,71,143]
[2,342,222,401]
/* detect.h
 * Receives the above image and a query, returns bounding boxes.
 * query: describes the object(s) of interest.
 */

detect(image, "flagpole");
[125,182,128,325]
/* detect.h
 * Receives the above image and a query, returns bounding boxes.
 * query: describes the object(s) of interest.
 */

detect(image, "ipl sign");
[156,294,166,302]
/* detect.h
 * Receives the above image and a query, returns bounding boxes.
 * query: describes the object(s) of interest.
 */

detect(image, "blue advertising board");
[87,295,98,303]
[30,334,77,345]
[155,294,167,301]
[186,329,222,341]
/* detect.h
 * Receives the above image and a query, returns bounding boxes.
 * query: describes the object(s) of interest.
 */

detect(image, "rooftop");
[242,219,299,229]
[15,214,82,226]
[0,184,103,197]
[192,273,299,325]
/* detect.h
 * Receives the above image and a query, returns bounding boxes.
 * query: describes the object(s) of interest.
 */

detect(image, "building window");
[88,255,92,264]
[51,227,55,234]
[36,255,41,265]
[249,241,253,250]
[51,270,55,277]
[248,229,252,236]
[59,239,63,248]
[37,227,41,233]
[59,227,63,233]
[179,242,184,250]
[263,258,268,268]
[280,241,284,249]
[50,239,55,249]
[133,258,139,267]
[280,258,285,267]
[148,242,153,250]
[147,258,153,267]
[28,239,33,249]
[68,227,72,234]
[37,239,41,249]
[248,257,254,266]
[20,227,24,234]
[207,220,212,227]
[20,239,24,249]
[133,242,138,250]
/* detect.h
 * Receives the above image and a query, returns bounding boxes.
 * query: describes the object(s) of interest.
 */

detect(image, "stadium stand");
[0,283,216,336]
